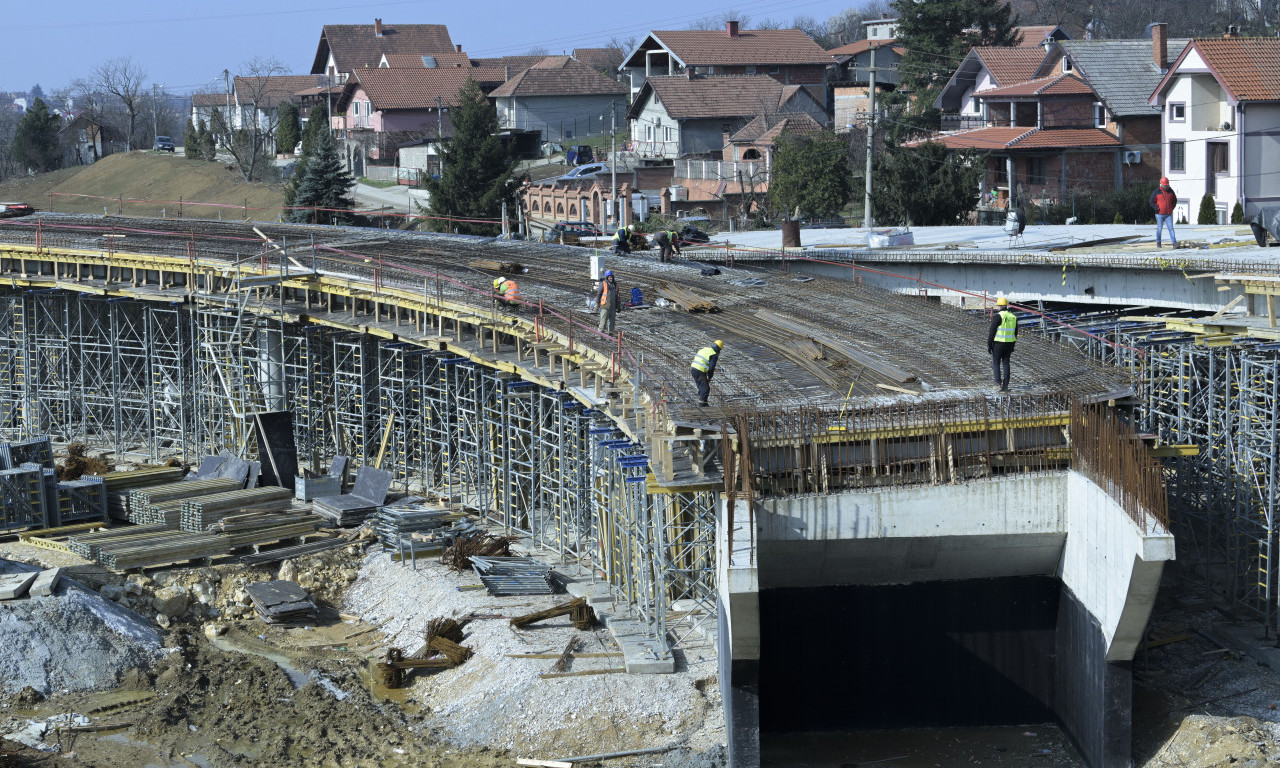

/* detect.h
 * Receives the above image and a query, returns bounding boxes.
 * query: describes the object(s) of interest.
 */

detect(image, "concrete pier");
[719,471,1173,767]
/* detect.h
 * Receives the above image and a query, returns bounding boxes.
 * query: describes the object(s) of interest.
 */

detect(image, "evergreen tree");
[769,129,853,220]
[199,118,216,161]
[1231,201,1244,224]
[30,84,44,101]
[11,97,61,172]
[423,78,515,236]
[287,130,355,225]
[276,102,301,157]
[1197,193,1217,225]
[891,0,1018,113]
[183,118,198,159]
[871,141,985,225]
[285,105,331,209]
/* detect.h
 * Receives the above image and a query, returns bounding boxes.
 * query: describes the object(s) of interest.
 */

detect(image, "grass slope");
[0,152,285,220]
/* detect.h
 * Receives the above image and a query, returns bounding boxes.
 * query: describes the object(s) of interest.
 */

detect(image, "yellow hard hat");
[996,297,1008,306]
[493,278,503,288]
[714,339,724,349]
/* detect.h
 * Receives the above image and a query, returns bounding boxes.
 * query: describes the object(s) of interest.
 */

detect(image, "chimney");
[374,18,383,37]
[1225,25,1240,37]
[505,66,511,81]
[727,20,740,38]
[1151,22,1167,70]
[456,44,462,53]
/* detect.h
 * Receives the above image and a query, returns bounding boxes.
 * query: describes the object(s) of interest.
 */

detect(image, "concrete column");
[718,497,760,767]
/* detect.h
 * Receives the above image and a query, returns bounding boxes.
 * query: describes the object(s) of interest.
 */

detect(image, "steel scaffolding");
[0,288,722,642]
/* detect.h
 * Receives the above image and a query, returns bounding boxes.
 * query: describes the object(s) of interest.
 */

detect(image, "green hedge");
[1028,186,1157,226]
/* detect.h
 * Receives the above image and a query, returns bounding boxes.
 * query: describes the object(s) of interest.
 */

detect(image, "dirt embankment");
[0,151,284,219]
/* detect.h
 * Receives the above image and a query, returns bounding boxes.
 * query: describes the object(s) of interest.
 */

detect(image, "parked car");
[572,145,595,165]
[152,136,175,152]
[557,163,609,182]
[541,220,604,242]
[0,202,34,219]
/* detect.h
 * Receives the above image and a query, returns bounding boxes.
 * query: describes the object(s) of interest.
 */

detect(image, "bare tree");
[213,57,291,182]
[91,57,147,150]
[689,10,753,29]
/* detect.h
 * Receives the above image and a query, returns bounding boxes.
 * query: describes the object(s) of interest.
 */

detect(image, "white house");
[1150,36,1280,223]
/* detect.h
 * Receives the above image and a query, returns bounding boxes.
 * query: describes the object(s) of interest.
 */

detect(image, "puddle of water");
[362,661,420,714]
[208,634,310,688]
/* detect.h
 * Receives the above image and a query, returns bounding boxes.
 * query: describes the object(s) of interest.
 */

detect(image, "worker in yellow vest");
[987,297,1018,392]
[494,276,521,310]
[595,270,620,333]
[690,339,723,407]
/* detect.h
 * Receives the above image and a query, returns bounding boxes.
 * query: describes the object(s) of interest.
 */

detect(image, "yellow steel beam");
[1149,444,1200,457]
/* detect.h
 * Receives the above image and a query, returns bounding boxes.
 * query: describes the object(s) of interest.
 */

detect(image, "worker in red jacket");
[1149,177,1178,248]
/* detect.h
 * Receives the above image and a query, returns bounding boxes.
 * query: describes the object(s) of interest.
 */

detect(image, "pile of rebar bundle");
[442,533,517,571]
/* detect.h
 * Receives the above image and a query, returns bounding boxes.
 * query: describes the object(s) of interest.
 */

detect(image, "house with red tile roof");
[619,22,832,101]
[333,67,505,170]
[311,19,459,80]
[923,25,1183,216]
[626,74,827,159]
[829,40,904,132]
[1149,35,1280,222]
[489,56,628,143]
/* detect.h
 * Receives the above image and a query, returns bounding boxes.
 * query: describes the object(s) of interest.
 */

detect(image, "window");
[1169,140,1185,172]
[769,66,780,74]
[745,65,757,75]
[645,125,653,141]
[1169,103,1185,122]
[1093,102,1107,129]
[1028,157,1046,185]
[1209,141,1229,174]
[664,126,672,142]
[1062,58,1073,73]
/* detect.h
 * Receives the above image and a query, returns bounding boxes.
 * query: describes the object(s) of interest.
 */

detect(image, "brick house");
[1149,35,1280,223]
[619,22,832,101]
[489,56,629,143]
[925,25,1184,215]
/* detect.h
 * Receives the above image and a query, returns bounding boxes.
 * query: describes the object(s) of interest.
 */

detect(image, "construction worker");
[612,225,632,256]
[653,229,682,263]
[595,270,621,333]
[494,276,521,310]
[690,339,723,407]
[987,297,1017,392]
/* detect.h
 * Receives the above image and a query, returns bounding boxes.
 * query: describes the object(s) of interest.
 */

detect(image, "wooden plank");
[875,383,917,395]
[516,760,573,768]
[538,667,627,679]
[29,567,63,597]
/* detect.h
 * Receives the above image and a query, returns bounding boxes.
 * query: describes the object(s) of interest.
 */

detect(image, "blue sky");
[7,0,862,97]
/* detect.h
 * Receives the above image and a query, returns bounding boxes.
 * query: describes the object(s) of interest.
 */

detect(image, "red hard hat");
[1160,177,1169,185]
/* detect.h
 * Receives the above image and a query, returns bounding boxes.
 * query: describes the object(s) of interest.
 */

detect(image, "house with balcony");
[925,25,1182,216]
[489,56,628,143]
[829,40,904,132]
[620,22,832,101]
[1149,35,1280,223]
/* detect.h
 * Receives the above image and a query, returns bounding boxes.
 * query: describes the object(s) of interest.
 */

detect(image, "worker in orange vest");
[595,270,620,332]
[494,276,521,310]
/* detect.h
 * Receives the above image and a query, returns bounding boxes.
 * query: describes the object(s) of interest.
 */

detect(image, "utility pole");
[437,96,445,174]
[609,100,617,229]
[151,84,159,144]
[863,45,878,229]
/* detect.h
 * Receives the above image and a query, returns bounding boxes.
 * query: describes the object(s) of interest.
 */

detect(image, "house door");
[1207,142,1228,196]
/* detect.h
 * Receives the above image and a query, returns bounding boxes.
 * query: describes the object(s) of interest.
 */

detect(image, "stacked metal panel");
[0,436,54,469]
[471,556,554,596]
[52,475,108,525]
[0,464,46,531]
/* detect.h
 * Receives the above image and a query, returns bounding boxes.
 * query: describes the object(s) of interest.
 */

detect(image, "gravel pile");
[343,550,727,765]
[0,559,162,696]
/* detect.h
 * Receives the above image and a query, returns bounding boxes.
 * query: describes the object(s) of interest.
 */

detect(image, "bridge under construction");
[0,214,1178,767]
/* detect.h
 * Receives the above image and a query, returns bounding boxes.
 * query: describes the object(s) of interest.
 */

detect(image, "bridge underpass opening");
[758,576,1060,734]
